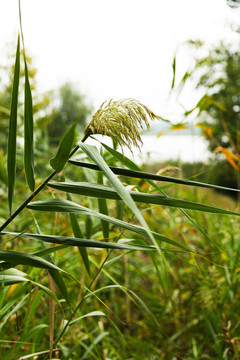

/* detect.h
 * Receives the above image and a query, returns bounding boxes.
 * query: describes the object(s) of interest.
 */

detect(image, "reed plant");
[1,4,240,359]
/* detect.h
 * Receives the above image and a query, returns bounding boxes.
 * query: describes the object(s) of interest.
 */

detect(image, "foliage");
[168,33,240,191]
[146,160,239,199]
[185,37,240,172]
[1,6,240,360]
[48,83,93,145]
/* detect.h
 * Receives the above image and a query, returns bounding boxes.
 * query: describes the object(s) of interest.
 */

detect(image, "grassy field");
[1,151,240,359]
[1,13,240,359]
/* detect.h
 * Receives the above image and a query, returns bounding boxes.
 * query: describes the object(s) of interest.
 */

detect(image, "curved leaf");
[3,232,157,252]
[0,274,28,286]
[48,181,240,216]
[68,159,240,193]
[26,198,189,250]
[97,172,109,241]
[7,35,20,214]
[70,213,91,275]
[67,193,90,276]
[0,250,64,271]
[70,310,106,326]
[50,120,77,172]
[24,58,35,191]
[79,142,155,245]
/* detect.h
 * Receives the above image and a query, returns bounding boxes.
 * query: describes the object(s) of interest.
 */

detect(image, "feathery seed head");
[82,98,160,153]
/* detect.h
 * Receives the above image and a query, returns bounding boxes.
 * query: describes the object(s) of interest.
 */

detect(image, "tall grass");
[0,4,240,359]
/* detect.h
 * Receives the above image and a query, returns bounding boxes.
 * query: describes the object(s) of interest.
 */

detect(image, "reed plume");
[82,98,160,152]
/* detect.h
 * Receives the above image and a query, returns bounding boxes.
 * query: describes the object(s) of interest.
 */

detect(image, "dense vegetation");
[1,4,240,360]
[175,33,240,192]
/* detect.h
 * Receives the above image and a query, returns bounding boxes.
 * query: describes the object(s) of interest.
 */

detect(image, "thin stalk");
[54,250,112,346]
[0,171,56,232]
[0,145,80,233]
[54,215,134,348]
[19,0,25,51]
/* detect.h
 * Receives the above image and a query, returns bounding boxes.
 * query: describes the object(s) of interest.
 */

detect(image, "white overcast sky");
[0,0,239,118]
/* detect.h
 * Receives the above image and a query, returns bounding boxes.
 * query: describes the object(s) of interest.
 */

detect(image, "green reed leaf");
[33,216,72,307]
[97,172,109,241]
[0,250,64,271]
[78,142,155,245]
[0,275,28,286]
[33,245,70,257]
[171,54,176,90]
[3,232,157,252]
[26,198,189,250]
[68,193,91,276]
[98,141,223,250]
[48,181,240,216]
[30,280,61,306]
[24,58,35,191]
[7,35,20,214]
[71,213,91,276]
[0,273,60,307]
[50,120,77,173]
[69,310,106,326]
[69,157,240,193]
[0,269,27,286]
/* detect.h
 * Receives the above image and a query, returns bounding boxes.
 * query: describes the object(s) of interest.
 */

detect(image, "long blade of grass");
[24,58,35,191]
[19,0,35,192]
[96,141,229,251]
[171,54,176,90]
[70,213,91,275]
[97,172,109,241]
[0,275,28,286]
[18,349,61,360]
[78,142,155,245]
[26,198,189,250]
[0,250,64,271]
[50,120,77,173]
[33,245,70,257]
[33,216,72,307]
[68,192,91,276]
[48,273,56,357]
[32,244,191,263]
[80,331,109,360]
[1,268,27,277]
[79,141,175,300]
[30,280,61,306]
[69,159,240,193]
[7,35,20,214]
[181,209,221,250]
[0,283,29,320]
[0,292,29,331]
[49,269,71,307]
[69,310,106,326]
[177,71,191,96]
[48,181,240,216]
[2,232,157,252]
[83,276,160,328]
[97,140,240,192]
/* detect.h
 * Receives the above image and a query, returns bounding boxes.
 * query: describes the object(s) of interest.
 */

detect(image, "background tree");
[185,33,240,190]
[47,83,93,145]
